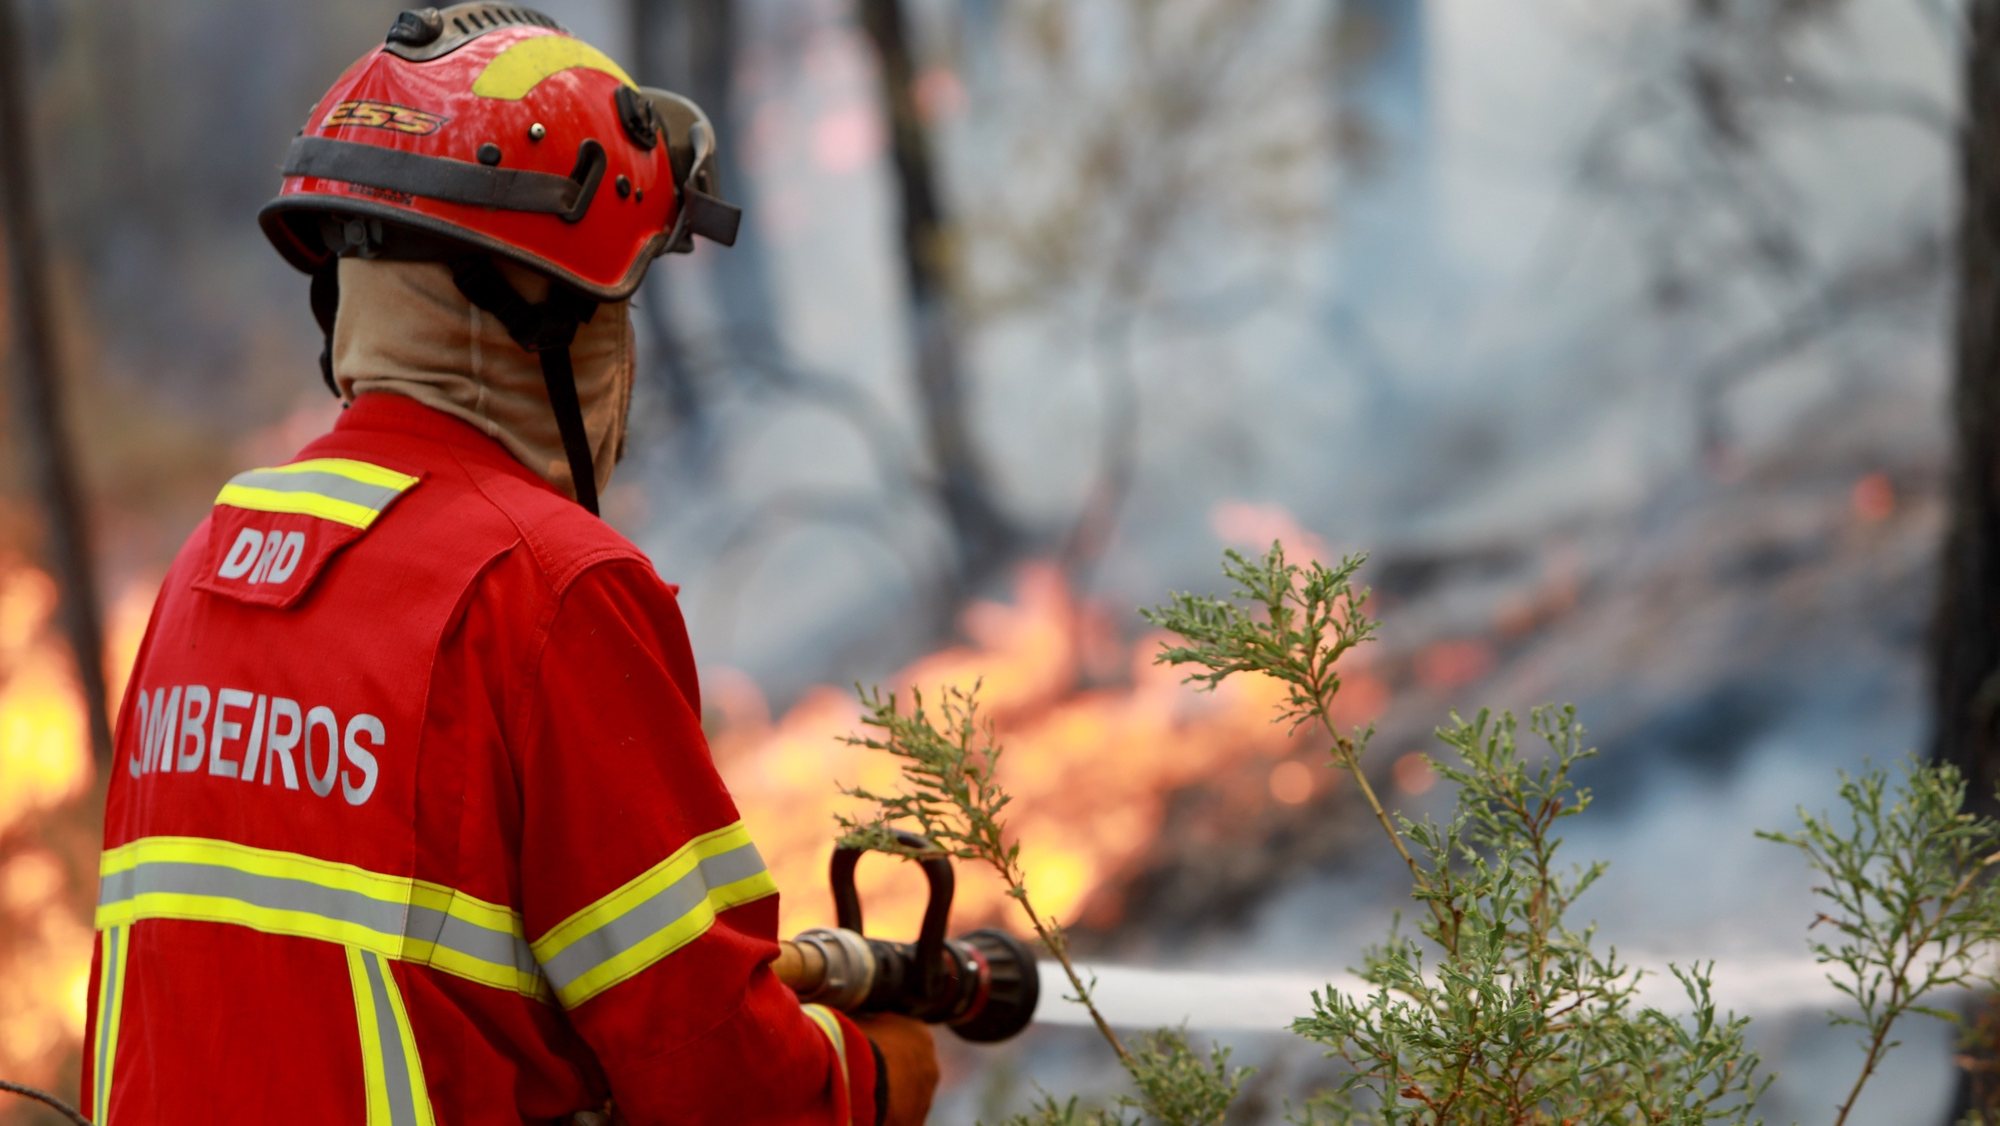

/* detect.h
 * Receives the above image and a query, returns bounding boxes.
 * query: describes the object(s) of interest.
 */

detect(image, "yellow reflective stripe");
[93,924,130,1123]
[101,836,516,928]
[212,457,418,529]
[801,1005,853,1126]
[472,36,636,100]
[531,821,778,1008]
[105,835,409,894]
[348,947,437,1126]
[379,955,438,1126]
[99,890,385,949]
[802,1003,847,1070]
[92,895,545,1000]
[214,483,379,529]
[93,892,543,997]
[532,822,756,961]
[97,836,546,1000]
[261,458,419,491]
[347,947,395,1126]
[554,868,778,1008]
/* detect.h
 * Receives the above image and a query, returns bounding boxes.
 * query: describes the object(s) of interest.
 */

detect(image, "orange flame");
[719,561,1387,941]
[0,556,152,1092]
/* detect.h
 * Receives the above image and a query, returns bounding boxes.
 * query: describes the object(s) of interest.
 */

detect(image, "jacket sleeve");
[514,557,877,1125]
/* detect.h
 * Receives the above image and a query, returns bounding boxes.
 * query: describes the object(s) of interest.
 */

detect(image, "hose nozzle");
[774,831,1039,1042]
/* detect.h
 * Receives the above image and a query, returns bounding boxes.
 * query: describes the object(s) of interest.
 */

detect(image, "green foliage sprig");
[1146,544,1766,1123]
[837,684,1257,1120]
[1290,709,1767,1124]
[1143,547,1436,929]
[835,685,1124,1061]
[1759,760,2000,1125]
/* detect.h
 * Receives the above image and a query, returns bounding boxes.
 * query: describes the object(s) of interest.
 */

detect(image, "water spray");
[1031,951,1925,1033]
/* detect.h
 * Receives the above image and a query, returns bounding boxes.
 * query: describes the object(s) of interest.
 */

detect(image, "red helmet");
[259,3,737,300]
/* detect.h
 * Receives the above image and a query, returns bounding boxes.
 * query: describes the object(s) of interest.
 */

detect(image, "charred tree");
[1937,2,2000,1118]
[857,0,1020,581]
[1329,0,1434,301]
[1937,0,2000,823]
[681,0,783,347]
[625,0,705,442]
[0,0,112,768]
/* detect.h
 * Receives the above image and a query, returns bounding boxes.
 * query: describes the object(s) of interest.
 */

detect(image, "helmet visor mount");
[643,88,739,254]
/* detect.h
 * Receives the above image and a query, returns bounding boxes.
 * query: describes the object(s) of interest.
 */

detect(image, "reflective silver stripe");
[225,468,405,512]
[95,924,118,1084]
[98,860,541,988]
[538,842,768,995]
[95,925,125,1121]
[422,908,540,981]
[361,951,427,1126]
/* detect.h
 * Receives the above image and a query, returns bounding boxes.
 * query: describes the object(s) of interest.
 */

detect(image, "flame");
[0,556,153,1091]
[719,559,1388,941]
[0,849,93,1071]
[1,563,88,836]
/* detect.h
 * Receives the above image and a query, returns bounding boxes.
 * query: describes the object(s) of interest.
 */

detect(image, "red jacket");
[84,393,876,1124]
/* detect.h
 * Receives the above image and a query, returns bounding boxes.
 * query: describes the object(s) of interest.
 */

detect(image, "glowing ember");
[1851,472,1896,523]
[1393,751,1436,796]
[914,67,967,123]
[1414,639,1494,691]
[1268,760,1315,805]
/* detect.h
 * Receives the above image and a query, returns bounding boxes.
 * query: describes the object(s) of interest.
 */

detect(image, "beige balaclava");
[331,256,635,501]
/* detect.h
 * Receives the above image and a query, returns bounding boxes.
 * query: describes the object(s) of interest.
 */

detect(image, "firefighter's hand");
[857,1014,939,1126]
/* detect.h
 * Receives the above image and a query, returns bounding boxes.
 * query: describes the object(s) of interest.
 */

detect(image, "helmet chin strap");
[310,263,342,399]
[448,258,603,515]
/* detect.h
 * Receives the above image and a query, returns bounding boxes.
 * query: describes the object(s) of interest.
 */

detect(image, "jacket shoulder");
[450,456,649,592]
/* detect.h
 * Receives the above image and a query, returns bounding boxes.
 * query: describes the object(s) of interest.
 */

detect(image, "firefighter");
[83,6,939,1123]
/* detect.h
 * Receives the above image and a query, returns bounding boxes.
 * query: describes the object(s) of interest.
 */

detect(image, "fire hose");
[775,829,1040,1042]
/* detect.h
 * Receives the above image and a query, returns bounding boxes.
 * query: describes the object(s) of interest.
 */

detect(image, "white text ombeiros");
[125,683,382,807]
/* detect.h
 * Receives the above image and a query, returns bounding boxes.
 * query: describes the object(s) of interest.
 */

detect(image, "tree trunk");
[0,0,113,769]
[1936,0,2000,821]
[857,0,1018,579]
[683,0,783,344]
[1936,1,2000,1118]
[1330,0,1434,298]
[626,0,705,442]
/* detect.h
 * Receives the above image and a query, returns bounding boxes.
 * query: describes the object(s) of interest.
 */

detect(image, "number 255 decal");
[324,100,449,136]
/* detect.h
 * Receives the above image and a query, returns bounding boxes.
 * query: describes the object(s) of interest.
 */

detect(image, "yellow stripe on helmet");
[472,36,636,100]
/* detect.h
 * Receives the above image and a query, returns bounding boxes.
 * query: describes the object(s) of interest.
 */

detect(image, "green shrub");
[838,543,2000,1124]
